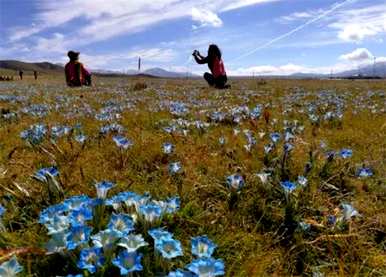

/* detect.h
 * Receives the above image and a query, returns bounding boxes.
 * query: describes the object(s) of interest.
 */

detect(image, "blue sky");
[0,0,385,75]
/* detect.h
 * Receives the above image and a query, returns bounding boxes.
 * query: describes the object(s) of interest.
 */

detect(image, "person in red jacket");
[193,44,229,89]
[65,51,91,87]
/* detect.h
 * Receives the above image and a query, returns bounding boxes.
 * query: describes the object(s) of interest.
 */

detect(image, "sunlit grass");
[0,75,385,276]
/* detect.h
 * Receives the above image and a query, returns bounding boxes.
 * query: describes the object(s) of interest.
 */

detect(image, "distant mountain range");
[0,60,63,73]
[1,60,385,78]
[0,60,196,78]
[291,62,386,78]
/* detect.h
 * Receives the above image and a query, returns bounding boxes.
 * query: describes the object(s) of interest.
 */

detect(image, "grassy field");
[0,75,385,276]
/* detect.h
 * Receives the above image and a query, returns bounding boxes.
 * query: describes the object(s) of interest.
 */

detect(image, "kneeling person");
[65,51,92,87]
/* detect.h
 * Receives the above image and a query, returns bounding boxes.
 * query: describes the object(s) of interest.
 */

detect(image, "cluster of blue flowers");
[20,124,47,145]
[38,181,224,276]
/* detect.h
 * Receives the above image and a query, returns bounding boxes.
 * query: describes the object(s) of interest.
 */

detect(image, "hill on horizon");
[0,60,63,73]
[0,60,196,78]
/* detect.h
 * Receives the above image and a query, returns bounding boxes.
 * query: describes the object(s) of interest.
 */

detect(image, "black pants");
[204,72,227,89]
[84,75,92,86]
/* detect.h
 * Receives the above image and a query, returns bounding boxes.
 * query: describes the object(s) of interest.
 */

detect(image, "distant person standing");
[64,51,91,87]
[34,70,38,80]
[19,70,23,80]
[192,44,230,89]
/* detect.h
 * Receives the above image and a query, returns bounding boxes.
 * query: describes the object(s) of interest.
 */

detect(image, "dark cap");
[67,50,80,60]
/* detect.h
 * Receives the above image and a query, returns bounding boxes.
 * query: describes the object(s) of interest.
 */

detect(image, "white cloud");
[337,24,383,42]
[8,0,280,44]
[340,48,374,62]
[221,0,280,12]
[280,9,323,22]
[330,4,386,42]
[229,61,359,76]
[74,48,176,70]
[9,26,43,42]
[230,63,313,76]
[34,33,68,53]
[377,56,386,62]
[192,8,223,28]
[280,3,386,43]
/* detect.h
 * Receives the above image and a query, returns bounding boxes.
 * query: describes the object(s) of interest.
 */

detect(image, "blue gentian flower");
[107,213,135,237]
[163,142,174,154]
[0,256,23,276]
[341,203,359,221]
[44,214,70,235]
[357,167,373,178]
[45,230,68,254]
[297,176,308,187]
[51,125,72,139]
[165,196,180,214]
[284,131,295,142]
[39,203,67,224]
[63,195,92,210]
[339,149,353,159]
[169,101,188,116]
[250,105,262,119]
[270,132,281,143]
[95,181,115,199]
[74,134,87,144]
[186,257,225,276]
[298,222,311,232]
[34,166,59,182]
[226,174,245,191]
[91,229,120,249]
[20,123,47,145]
[117,234,148,252]
[134,193,151,211]
[66,225,92,250]
[327,215,336,225]
[77,247,105,274]
[155,237,183,259]
[119,191,141,209]
[113,135,133,149]
[112,250,143,275]
[100,123,124,134]
[210,111,226,122]
[168,269,196,277]
[105,194,125,210]
[69,207,93,227]
[0,205,5,217]
[308,114,319,123]
[169,162,182,175]
[139,203,162,223]
[283,143,294,153]
[218,137,225,145]
[148,228,173,242]
[280,181,297,193]
[191,236,217,258]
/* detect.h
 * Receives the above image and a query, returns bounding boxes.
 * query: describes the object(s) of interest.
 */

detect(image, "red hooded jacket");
[65,61,91,86]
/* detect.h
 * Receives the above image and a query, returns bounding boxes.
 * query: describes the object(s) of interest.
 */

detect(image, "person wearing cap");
[65,51,92,87]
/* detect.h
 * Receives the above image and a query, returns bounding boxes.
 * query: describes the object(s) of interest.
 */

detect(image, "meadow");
[0,74,385,276]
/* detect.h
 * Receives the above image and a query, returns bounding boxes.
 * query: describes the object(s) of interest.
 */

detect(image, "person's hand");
[192,50,199,56]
